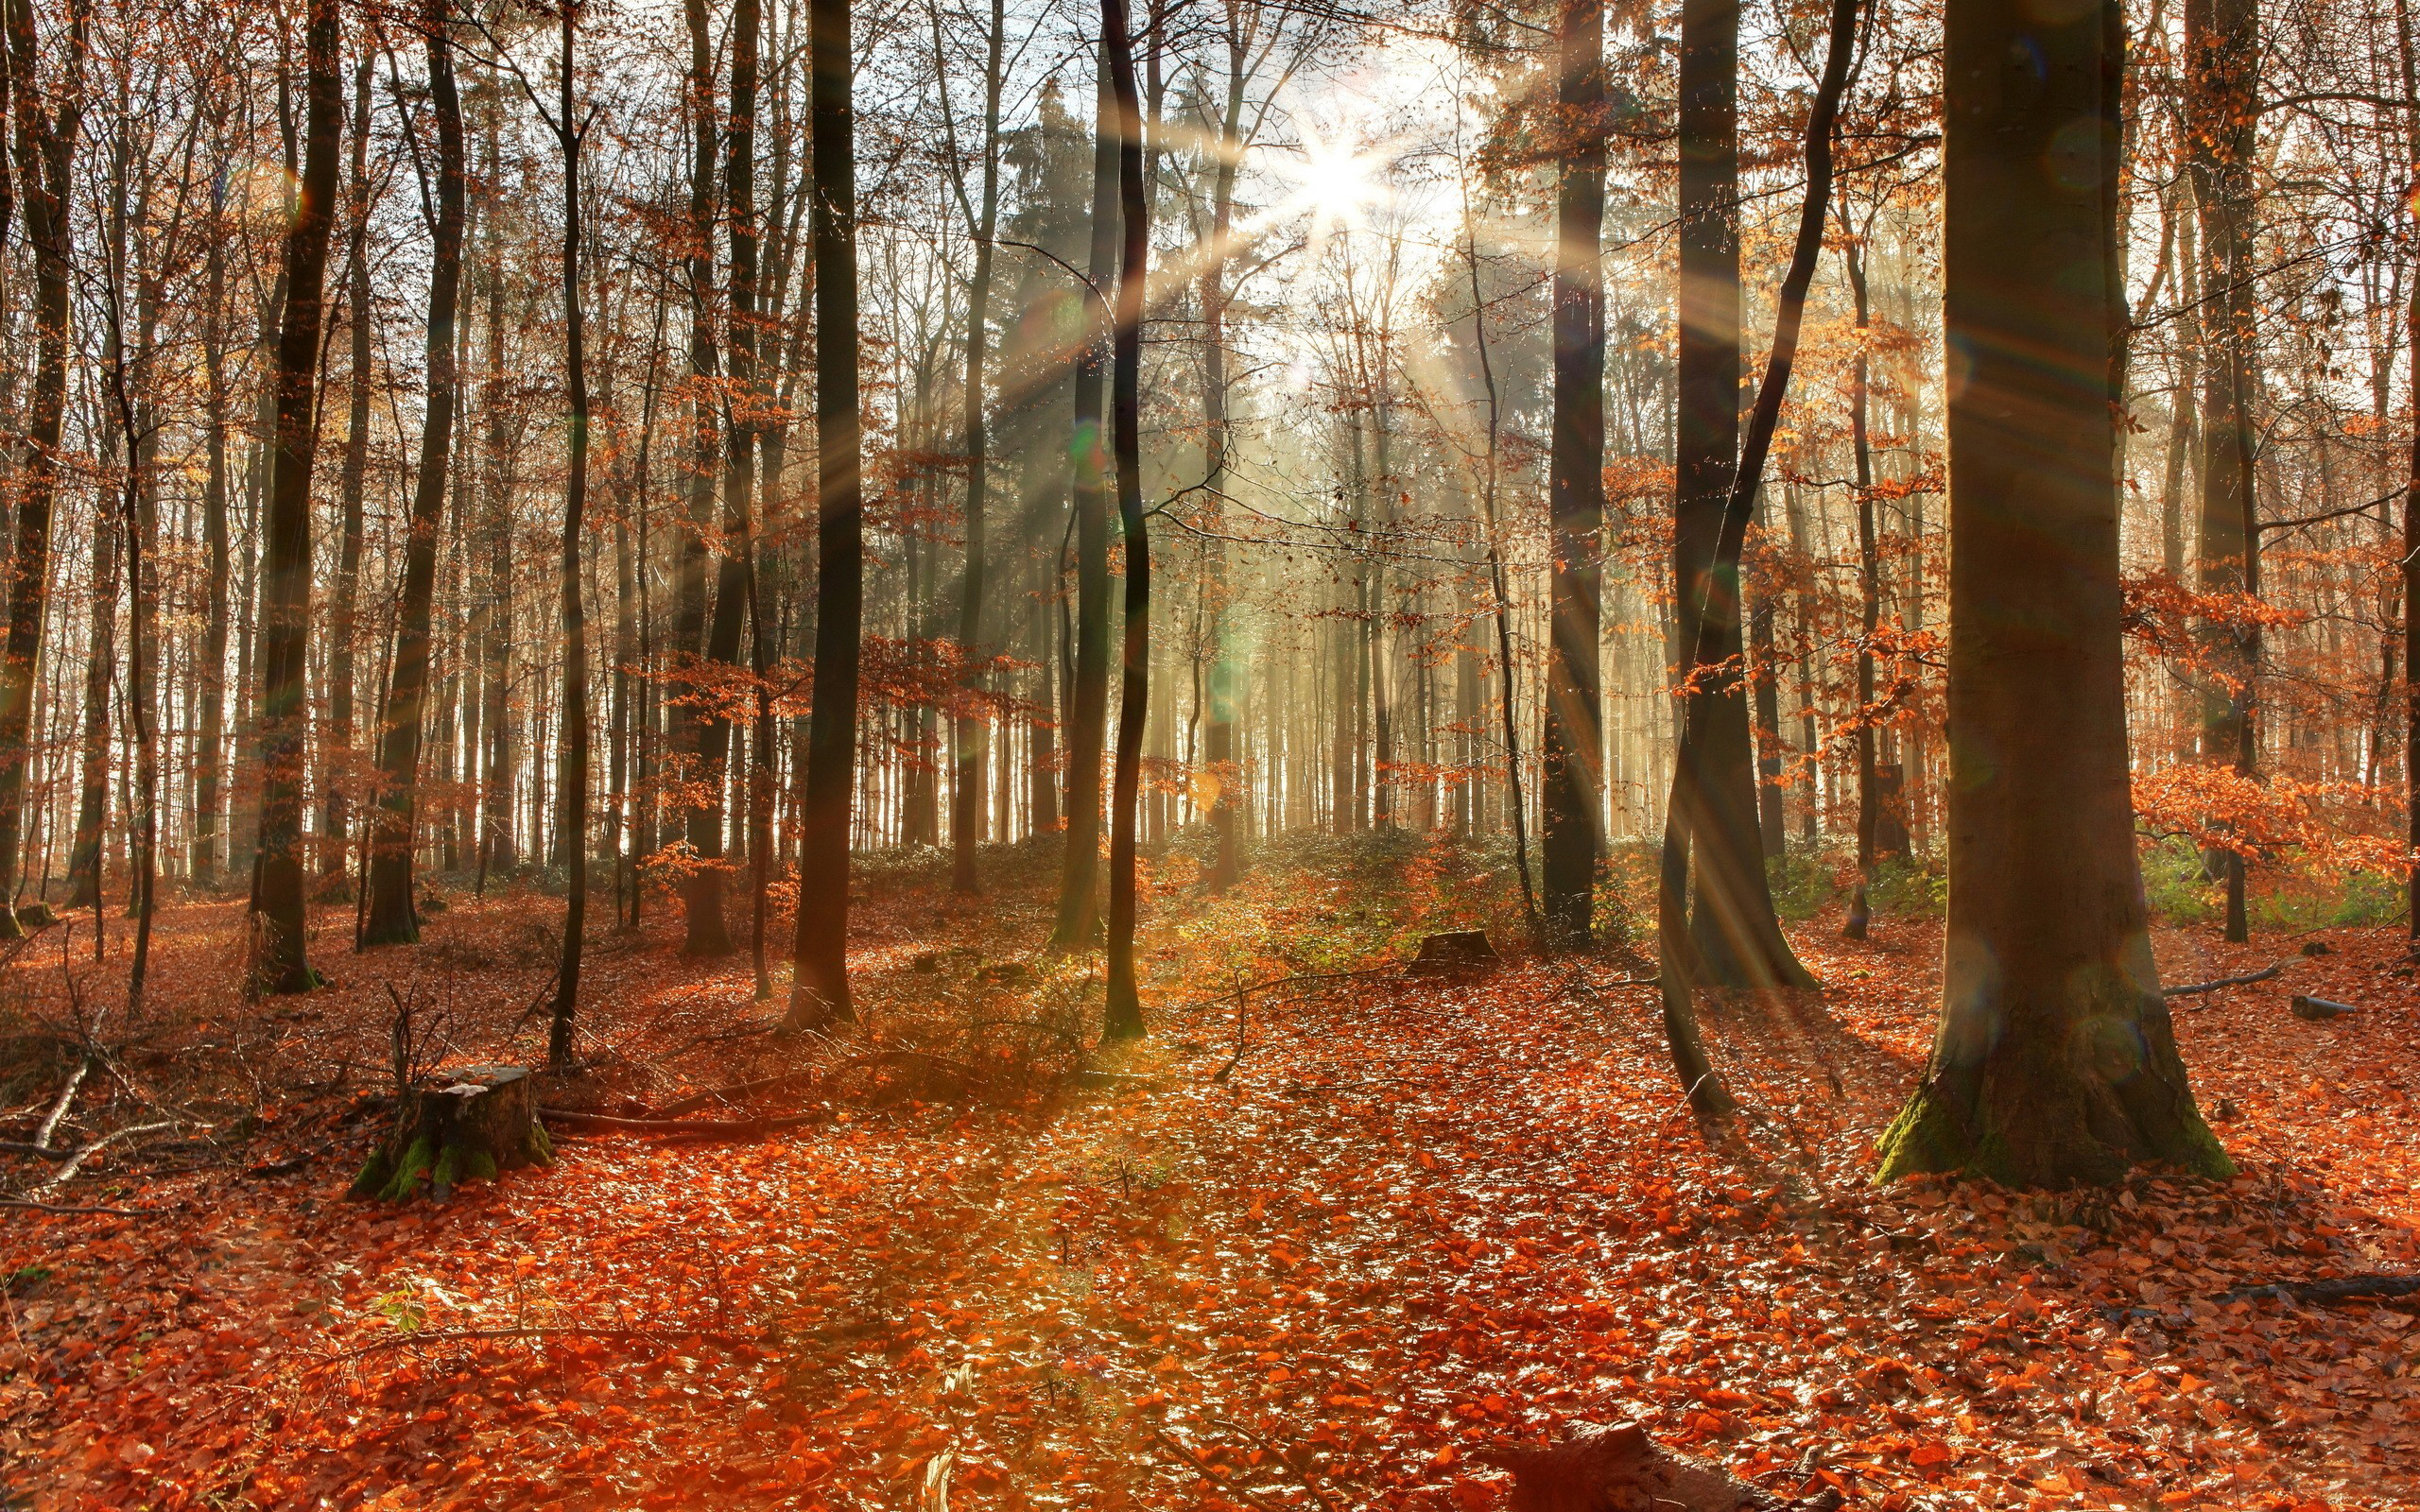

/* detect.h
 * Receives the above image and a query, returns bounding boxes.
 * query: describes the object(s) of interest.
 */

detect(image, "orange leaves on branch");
[2133,761,2414,873]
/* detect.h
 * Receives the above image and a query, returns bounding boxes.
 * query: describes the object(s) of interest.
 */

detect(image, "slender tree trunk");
[948,0,1008,896]
[548,4,592,1068]
[1101,0,1150,1040]
[362,0,463,946]
[1674,0,1810,985]
[1843,228,1878,940]
[1876,0,2228,1185]
[323,51,373,892]
[1047,59,1119,950]
[248,0,341,994]
[786,0,863,1026]
[195,182,230,883]
[2187,0,2258,942]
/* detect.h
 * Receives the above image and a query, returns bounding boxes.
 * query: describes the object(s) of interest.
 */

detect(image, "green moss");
[527,1121,554,1166]
[1874,1087,1970,1182]
[375,1132,437,1202]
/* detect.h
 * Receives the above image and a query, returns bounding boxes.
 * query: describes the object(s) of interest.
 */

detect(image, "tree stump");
[351,1065,551,1202]
[1413,930,1500,974]
[1499,1422,1842,1512]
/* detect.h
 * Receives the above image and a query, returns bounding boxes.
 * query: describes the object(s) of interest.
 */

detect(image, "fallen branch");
[1174,963,1396,1015]
[2221,1273,2420,1307]
[541,1107,823,1139]
[2163,963,2282,998]
[31,1120,176,1194]
[2104,1272,2420,1324]
[33,1059,90,1152]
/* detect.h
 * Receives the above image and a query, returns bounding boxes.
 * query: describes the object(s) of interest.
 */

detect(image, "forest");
[0,0,2417,1503]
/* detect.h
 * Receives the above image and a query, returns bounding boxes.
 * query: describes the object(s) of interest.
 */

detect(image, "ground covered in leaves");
[3,838,2416,1510]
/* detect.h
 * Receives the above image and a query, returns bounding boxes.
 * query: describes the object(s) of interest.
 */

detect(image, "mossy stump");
[352,1065,551,1202]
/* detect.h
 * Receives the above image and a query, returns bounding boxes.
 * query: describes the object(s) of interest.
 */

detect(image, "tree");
[1539,0,1607,947]
[0,0,86,940]
[1047,56,1119,951]
[363,0,466,948]
[511,0,604,1067]
[938,0,1009,897]
[247,0,342,995]
[1875,0,2230,1185]
[2187,0,2260,943]
[1673,0,1812,987]
[1101,0,1150,1040]
[787,0,864,1028]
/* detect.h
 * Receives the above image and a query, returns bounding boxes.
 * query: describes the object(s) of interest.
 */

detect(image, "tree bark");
[1541,0,1607,947]
[946,0,1007,897]
[324,50,373,891]
[2186,0,2260,943]
[1101,0,1150,1040]
[786,0,864,1027]
[1673,0,1810,985]
[247,0,341,994]
[547,4,592,1069]
[1876,0,2230,1185]
[362,0,464,948]
[1047,59,1120,950]
[0,0,85,938]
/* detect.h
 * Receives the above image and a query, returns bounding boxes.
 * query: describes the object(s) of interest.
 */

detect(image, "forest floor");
[2,836,2416,1511]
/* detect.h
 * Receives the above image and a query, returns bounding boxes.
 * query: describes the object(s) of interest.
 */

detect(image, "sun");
[1286,126,1387,234]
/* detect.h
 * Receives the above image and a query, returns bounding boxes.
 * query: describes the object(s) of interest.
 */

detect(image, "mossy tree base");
[353,1064,551,1202]
[1876,1049,2234,1189]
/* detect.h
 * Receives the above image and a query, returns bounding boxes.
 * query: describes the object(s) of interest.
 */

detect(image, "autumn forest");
[2,0,2418,1503]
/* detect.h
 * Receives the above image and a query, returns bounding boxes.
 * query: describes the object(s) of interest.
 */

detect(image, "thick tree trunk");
[0,0,84,939]
[1673,0,1809,986]
[1541,0,1607,946]
[1101,0,1149,1040]
[1876,0,2229,1185]
[247,0,341,994]
[786,0,863,1027]
[1047,60,1119,950]
[362,0,463,948]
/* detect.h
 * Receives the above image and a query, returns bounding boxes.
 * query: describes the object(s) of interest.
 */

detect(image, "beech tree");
[1876,0,2230,1184]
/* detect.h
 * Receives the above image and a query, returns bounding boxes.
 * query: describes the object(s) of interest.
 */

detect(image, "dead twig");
[2163,963,2283,998]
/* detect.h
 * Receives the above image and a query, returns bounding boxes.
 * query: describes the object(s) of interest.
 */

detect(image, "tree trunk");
[1047,59,1119,951]
[2187,0,2259,944]
[1674,0,1809,986]
[1876,0,2229,1185]
[786,0,863,1027]
[1101,0,1150,1040]
[324,51,373,893]
[547,5,592,1069]
[1843,226,1878,940]
[1540,0,1606,946]
[246,0,340,994]
[948,0,1007,897]
[362,0,463,948]
[0,0,85,939]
